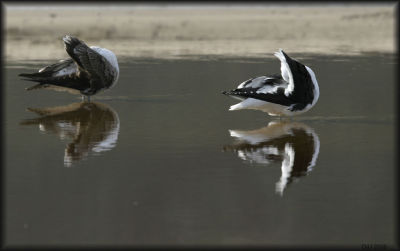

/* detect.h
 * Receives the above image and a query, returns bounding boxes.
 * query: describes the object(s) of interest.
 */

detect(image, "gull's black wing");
[63,35,114,93]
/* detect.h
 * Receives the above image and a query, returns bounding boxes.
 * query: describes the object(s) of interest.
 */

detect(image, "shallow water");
[4,53,396,247]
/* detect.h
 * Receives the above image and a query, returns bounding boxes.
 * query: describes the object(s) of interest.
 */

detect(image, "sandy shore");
[4,4,396,61]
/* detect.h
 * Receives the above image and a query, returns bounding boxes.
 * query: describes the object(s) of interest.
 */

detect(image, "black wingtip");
[63,35,79,44]
[18,73,37,81]
[280,49,291,61]
[19,73,32,77]
[62,35,86,69]
[62,35,83,51]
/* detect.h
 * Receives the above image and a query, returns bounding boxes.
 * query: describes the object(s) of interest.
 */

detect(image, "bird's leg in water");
[87,96,91,103]
[81,95,85,102]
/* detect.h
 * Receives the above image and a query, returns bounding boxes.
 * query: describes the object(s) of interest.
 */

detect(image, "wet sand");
[4,4,396,61]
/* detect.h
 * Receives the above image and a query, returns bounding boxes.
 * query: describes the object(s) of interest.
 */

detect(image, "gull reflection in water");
[223,121,320,195]
[20,102,120,167]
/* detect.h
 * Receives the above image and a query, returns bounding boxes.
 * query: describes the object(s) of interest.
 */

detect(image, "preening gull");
[222,49,319,116]
[19,35,119,101]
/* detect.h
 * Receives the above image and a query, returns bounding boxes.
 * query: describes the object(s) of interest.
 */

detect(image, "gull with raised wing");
[222,49,319,116]
[19,35,119,101]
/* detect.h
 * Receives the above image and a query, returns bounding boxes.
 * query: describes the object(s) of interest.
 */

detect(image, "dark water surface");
[4,53,396,247]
